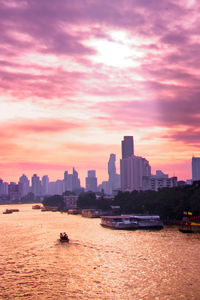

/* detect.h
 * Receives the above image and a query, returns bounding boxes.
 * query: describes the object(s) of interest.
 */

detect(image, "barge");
[101,215,163,230]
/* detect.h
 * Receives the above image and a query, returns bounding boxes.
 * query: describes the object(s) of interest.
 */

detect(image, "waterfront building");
[19,174,30,196]
[192,157,200,181]
[63,195,78,209]
[8,182,23,201]
[86,170,97,192]
[143,175,177,191]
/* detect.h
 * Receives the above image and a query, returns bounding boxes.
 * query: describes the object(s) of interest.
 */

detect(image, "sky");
[0,0,199,185]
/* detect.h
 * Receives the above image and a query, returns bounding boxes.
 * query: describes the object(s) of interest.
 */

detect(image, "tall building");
[120,136,151,191]
[8,182,23,201]
[108,154,116,190]
[42,175,49,195]
[120,155,151,191]
[192,157,200,181]
[86,170,97,192]
[63,168,81,192]
[19,174,30,196]
[31,174,42,196]
[108,154,120,193]
[72,168,81,191]
[0,178,4,195]
[122,136,134,159]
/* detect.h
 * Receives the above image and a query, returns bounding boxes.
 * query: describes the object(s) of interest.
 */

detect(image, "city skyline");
[0,1,199,183]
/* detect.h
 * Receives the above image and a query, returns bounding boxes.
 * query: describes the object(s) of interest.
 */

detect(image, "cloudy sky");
[0,0,199,185]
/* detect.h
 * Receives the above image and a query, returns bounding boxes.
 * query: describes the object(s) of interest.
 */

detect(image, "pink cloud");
[0,118,85,135]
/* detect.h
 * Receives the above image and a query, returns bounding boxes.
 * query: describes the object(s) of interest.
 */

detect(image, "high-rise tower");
[192,157,200,181]
[122,136,134,159]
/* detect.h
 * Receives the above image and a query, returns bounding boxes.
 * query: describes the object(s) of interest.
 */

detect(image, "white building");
[143,170,177,191]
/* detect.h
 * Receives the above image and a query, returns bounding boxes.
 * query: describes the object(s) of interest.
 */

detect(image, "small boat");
[32,205,42,209]
[60,233,69,242]
[3,209,13,214]
[68,209,81,215]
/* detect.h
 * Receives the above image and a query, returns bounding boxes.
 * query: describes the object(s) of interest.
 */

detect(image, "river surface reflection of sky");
[0,204,200,299]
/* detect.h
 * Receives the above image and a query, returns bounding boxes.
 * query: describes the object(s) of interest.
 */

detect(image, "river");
[0,204,200,299]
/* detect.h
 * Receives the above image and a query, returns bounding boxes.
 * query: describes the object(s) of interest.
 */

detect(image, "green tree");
[77,191,96,208]
[42,195,65,210]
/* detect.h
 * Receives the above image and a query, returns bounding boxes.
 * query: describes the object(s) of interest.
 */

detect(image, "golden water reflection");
[0,204,200,299]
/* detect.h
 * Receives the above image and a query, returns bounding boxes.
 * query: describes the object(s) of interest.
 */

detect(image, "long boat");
[3,208,19,214]
[100,215,163,230]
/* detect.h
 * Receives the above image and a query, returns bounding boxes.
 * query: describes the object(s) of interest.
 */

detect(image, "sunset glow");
[0,0,199,185]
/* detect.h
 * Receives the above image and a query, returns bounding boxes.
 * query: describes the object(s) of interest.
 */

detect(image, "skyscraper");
[31,174,42,196]
[42,175,49,195]
[120,136,151,191]
[192,157,200,181]
[122,136,134,159]
[120,155,151,191]
[86,170,97,192]
[63,168,81,192]
[108,154,120,192]
[72,168,81,191]
[19,174,30,196]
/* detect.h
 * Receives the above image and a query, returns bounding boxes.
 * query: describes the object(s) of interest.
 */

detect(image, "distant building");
[120,154,151,191]
[63,195,78,209]
[48,180,64,195]
[31,174,42,196]
[98,181,111,195]
[108,154,121,193]
[192,157,200,181]
[19,174,30,196]
[72,168,81,191]
[120,136,151,192]
[122,136,134,159]
[151,170,168,179]
[42,175,49,195]
[0,179,8,195]
[86,170,97,192]
[0,179,4,195]
[143,176,177,191]
[8,182,23,201]
[64,168,81,193]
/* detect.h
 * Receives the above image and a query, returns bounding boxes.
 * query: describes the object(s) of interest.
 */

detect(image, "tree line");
[42,181,200,222]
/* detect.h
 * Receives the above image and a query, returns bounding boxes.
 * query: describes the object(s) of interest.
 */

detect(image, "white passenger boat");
[100,215,163,230]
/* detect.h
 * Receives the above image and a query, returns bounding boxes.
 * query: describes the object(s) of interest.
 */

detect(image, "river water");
[0,204,200,300]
